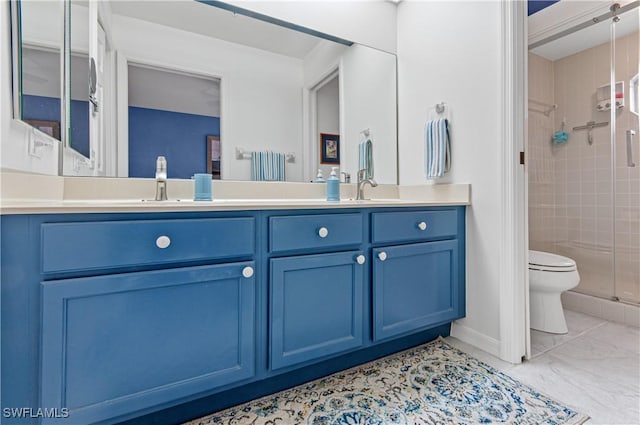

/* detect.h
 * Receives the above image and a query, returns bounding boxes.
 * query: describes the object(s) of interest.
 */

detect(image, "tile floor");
[447,310,640,425]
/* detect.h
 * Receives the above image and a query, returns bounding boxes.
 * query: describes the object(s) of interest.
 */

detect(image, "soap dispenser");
[314,169,325,183]
[327,167,340,202]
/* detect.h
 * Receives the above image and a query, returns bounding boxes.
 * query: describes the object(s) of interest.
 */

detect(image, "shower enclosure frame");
[526,1,639,327]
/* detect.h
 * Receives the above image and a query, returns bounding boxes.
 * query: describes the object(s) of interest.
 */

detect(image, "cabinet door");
[373,240,460,341]
[270,251,365,370]
[41,262,256,424]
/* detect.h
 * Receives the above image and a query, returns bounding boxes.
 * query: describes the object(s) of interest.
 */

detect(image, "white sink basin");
[60,198,406,206]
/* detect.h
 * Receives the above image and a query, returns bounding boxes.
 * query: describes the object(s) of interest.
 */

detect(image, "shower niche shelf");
[596,82,624,111]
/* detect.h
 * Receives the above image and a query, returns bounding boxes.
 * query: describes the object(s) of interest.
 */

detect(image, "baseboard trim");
[562,291,640,328]
[450,322,501,358]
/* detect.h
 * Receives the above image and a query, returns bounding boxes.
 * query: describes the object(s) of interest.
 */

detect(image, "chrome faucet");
[356,169,377,200]
[341,171,351,183]
[155,156,168,201]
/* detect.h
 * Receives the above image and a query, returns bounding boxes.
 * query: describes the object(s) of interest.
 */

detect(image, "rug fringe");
[438,336,591,425]
[566,414,591,425]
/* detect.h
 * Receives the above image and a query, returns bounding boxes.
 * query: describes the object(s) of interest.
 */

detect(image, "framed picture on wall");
[320,133,340,164]
[25,119,60,141]
[206,135,221,179]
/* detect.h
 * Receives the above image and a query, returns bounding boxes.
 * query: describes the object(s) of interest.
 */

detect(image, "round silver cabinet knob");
[356,255,366,265]
[378,252,387,261]
[155,235,171,249]
[242,266,254,278]
[417,221,427,231]
[318,227,329,238]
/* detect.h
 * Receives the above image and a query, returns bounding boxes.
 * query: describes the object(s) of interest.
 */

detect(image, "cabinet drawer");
[371,210,457,244]
[269,213,363,253]
[42,217,255,273]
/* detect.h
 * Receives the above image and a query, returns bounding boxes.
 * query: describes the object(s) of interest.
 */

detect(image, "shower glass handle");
[627,130,636,167]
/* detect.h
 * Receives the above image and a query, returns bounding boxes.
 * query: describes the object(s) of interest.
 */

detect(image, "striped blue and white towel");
[424,118,451,179]
[251,151,286,182]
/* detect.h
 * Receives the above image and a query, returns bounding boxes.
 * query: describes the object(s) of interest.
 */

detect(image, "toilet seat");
[529,250,577,272]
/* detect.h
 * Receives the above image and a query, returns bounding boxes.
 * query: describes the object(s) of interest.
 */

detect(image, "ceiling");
[110,0,323,59]
[529,0,639,61]
[128,64,221,117]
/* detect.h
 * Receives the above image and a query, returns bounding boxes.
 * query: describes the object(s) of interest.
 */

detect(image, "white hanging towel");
[424,118,451,179]
[251,151,286,181]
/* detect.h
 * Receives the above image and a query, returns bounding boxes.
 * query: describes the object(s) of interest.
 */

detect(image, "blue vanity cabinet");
[267,212,367,370]
[371,208,465,342]
[40,262,256,424]
[269,251,365,370]
[1,206,465,425]
[0,213,258,425]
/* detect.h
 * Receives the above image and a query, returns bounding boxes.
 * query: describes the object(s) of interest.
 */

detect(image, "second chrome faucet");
[155,156,168,201]
[356,169,377,200]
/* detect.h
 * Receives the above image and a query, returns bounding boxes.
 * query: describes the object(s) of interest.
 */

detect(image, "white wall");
[21,0,63,48]
[303,40,345,181]
[342,44,397,185]
[303,40,346,88]
[225,0,397,54]
[112,14,304,182]
[317,77,339,134]
[128,65,221,117]
[397,1,503,350]
[316,76,339,178]
[302,39,398,184]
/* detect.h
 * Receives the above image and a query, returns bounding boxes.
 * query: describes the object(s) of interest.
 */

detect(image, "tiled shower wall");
[528,31,639,305]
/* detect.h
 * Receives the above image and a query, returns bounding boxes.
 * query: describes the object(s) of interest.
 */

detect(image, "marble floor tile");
[586,321,640,354]
[506,354,639,425]
[530,310,607,357]
[450,311,640,425]
[564,310,610,333]
[544,335,640,390]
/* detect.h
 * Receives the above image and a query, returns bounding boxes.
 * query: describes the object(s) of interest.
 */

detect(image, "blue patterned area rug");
[186,338,589,425]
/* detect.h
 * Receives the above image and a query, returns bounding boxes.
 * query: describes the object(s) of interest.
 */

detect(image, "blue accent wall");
[22,95,90,158]
[528,0,559,16]
[129,107,220,179]
[70,100,90,158]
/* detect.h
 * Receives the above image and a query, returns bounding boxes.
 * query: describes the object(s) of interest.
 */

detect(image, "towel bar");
[235,148,295,163]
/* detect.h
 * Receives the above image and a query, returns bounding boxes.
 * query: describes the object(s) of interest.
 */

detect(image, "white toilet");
[529,250,580,334]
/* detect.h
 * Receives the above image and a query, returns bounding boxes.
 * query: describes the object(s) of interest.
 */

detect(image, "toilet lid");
[529,250,577,271]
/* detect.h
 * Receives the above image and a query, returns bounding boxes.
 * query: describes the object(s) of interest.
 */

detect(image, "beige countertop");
[0,171,470,214]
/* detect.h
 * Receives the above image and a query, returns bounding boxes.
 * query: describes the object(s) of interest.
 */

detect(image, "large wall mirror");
[11,0,64,141]
[12,0,398,184]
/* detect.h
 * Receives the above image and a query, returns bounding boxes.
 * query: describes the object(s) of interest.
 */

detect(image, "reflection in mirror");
[314,73,340,179]
[62,1,114,176]
[15,0,63,140]
[127,64,220,179]
[70,0,90,159]
[15,0,398,183]
[109,1,397,183]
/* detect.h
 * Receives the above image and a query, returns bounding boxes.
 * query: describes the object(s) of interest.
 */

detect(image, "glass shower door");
[529,10,617,300]
[529,1,640,308]
[529,13,614,298]
[613,6,640,304]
